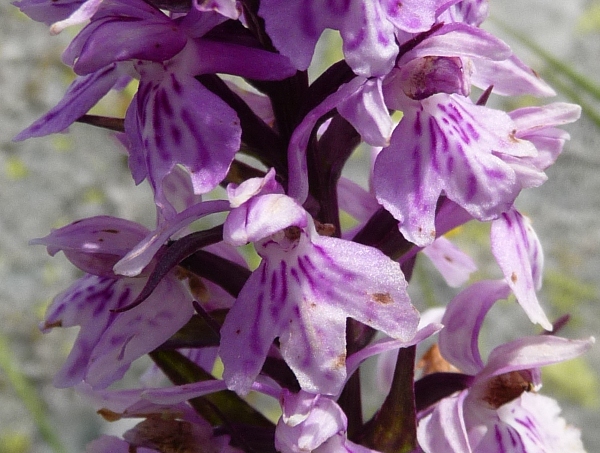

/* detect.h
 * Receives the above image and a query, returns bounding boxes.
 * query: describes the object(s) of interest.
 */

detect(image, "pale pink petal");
[422,236,477,287]
[491,209,550,330]
[440,280,512,375]
[417,391,472,453]
[476,336,595,383]
[113,199,229,277]
[85,274,195,388]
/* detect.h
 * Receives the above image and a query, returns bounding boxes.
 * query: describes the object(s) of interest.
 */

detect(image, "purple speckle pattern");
[42,271,194,389]
[374,92,536,247]
[491,208,550,330]
[220,227,418,395]
[129,64,241,208]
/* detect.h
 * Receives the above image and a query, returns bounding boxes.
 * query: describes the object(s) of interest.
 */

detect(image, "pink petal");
[491,209,550,330]
[113,199,229,277]
[85,274,195,388]
[31,216,148,276]
[220,226,418,395]
[422,236,477,287]
[417,391,472,453]
[476,335,595,383]
[440,280,512,375]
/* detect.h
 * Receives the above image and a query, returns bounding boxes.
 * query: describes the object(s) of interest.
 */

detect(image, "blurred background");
[1,1,599,451]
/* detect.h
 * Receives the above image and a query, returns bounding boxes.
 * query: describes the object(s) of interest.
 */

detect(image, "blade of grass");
[0,332,65,453]
[491,18,600,101]
[543,70,600,129]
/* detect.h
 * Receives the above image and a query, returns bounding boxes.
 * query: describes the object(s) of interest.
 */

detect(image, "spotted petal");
[491,208,550,330]
[374,93,536,246]
[42,272,194,389]
[493,393,587,453]
[42,275,132,387]
[31,216,148,277]
[86,273,194,388]
[220,223,418,395]
[129,65,240,204]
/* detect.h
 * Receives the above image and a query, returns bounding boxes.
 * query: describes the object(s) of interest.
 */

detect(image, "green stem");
[361,346,417,453]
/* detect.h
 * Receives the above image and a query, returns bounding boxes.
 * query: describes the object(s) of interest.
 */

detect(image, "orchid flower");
[417,280,594,452]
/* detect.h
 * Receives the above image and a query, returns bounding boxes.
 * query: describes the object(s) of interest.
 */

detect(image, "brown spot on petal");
[100,229,120,234]
[417,344,460,375]
[511,272,518,283]
[417,225,436,239]
[481,370,534,409]
[443,254,453,263]
[284,226,302,241]
[44,320,62,329]
[97,408,122,422]
[315,220,336,237]
[334,353,346,370]
[174,267,188,280]
[372,292,393,304]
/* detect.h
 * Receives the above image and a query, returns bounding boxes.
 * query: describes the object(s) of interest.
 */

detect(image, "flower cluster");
[14,0,594,451]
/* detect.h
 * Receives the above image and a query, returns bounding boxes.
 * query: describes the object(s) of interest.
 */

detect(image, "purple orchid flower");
[416,279,594,452]
[10,0,594,449]
[373,90,528,247]
[259,0,462,77]
[285,17,564,242]
[31,216,197,389]
[368,22,574,248]
[13,0,101,31]
[14,0,240,34]
[15,0,296,216]
[276,390,381,453]
[219,170,419,395]
[79,380,241,453]
[373,91,579,247]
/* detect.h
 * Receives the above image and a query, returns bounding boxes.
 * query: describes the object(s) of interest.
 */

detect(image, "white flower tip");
[113,258,143,277]
[49,20,68,35]
[540,319,553,333]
